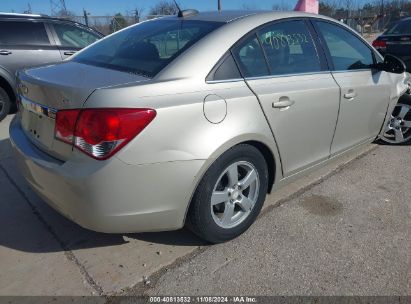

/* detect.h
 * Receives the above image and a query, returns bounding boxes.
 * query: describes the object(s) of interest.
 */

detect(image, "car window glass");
[258,20,321,75]
[210,53,241,81]
[386,20,411,35]
[232,36,269,78]
[73,20,223,78]
[0,21,50,45]
[315,21,373,71]
[53,23,99,48]
[149,28,200,59]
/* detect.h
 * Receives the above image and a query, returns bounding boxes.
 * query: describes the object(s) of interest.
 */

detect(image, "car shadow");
[0,186,206,254]
[0,137,206,254]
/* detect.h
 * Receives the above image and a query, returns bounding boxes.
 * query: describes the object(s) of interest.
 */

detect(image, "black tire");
[187,144,269,243]
[0,86,11,122]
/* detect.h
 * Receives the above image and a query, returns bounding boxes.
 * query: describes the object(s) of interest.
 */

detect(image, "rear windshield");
[386,20,411,35]
[72,19,223,78]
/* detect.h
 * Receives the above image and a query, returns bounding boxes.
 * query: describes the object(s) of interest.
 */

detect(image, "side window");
[208,53,241,81]
[258,20,321,75]
[315,21,374,71]
[0,21,50,45]
[53,23,99,48]
[232,36,269,78]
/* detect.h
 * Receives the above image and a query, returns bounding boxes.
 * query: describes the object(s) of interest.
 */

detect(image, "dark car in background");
[373,17,411,72]
[0,13,103,121]
[372,17,411,144]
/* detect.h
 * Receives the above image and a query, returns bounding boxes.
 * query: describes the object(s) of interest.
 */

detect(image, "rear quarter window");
[386,20,411,35]
[72,19,223,78]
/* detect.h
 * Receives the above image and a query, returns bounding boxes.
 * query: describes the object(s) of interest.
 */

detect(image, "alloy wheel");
[210,161,260,229]
[381,102,411,144]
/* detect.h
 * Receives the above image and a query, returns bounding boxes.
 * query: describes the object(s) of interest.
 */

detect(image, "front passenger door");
[314,20,392,155]
[233,20,341,176]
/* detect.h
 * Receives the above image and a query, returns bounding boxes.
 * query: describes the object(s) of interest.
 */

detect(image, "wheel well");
[242,141,276,193]
[0,76,16,109]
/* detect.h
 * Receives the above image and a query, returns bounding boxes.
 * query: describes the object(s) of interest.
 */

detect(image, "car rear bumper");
[9,116,205,233]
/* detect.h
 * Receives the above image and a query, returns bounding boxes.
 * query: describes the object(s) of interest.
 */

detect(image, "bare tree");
[135,6,145,18]
[125,6,145,22]
[320,0,341,16]
[149,0,179,16]
[55,9,76,17]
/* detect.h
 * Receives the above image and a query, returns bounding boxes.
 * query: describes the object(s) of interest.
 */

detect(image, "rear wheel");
[380,94,411,144]
[0,86,11,122]
[187,144,269,243]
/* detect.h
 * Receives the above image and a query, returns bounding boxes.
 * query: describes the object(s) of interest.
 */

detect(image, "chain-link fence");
[62,14,165,35]
[64,10,411,38]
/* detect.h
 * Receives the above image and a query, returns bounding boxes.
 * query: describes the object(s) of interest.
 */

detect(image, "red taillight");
[55,109,80,144]
[55,108,156,160]
[372,39,387,49]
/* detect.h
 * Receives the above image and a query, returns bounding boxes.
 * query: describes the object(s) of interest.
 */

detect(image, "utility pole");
[50,0,67,16]
[24,3,32,14]
[218,0,222,12]
[134,8,140,23]
[83,9,89,26]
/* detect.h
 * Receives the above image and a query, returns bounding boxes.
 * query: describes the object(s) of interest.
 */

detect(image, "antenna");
[173,0,183,17]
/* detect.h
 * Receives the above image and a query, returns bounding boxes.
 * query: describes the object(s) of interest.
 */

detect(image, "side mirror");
[382,54,407,74]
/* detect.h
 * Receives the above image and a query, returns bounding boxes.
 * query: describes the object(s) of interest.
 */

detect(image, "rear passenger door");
[233,20,341,176]
[49,22,100,59]
[313,20,392,155]
[0,20,61,76]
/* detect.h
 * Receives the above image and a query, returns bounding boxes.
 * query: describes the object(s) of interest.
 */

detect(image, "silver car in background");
[10,10,409,243]
[0,13,102,121]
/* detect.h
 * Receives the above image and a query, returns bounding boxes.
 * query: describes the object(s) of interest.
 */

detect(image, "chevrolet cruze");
[10,10,410,243]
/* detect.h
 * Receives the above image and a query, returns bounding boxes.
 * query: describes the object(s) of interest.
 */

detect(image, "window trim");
[310,18,379,73]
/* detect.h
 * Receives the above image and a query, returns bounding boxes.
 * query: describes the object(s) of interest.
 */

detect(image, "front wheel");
[380,94,411,144]
[187,144,269,243]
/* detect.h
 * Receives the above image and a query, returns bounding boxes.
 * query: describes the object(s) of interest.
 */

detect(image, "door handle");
[273,97,295,109]
[0,50,12,55]
[64,51,76,56]
[344,90,357,100]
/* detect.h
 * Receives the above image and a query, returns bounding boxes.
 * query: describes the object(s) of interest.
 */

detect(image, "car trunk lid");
[17,61,150,161]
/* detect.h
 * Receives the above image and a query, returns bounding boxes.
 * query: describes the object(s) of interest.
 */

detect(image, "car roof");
[169,10,321,23]
[0,12,80,24]
[0,12,103,36]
